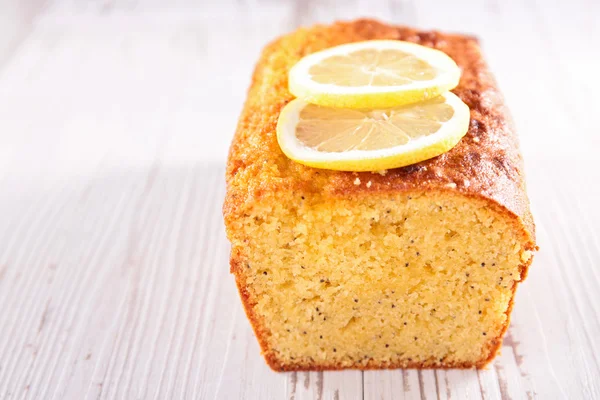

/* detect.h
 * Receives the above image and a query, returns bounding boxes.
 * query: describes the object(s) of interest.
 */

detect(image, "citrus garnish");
[288,40,461,109]
[276,92,470,171]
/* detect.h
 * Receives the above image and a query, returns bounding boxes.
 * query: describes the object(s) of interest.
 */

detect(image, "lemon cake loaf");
[223,19,537,371]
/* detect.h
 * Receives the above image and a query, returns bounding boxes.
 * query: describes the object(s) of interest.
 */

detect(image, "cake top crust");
[224,19,535,240]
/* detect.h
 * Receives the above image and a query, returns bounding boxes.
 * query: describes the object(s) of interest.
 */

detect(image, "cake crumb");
[473,137,480,143]
[354,177,361,185]
[373,170,387,176]
[445,182,457,189]
[366,181,372,188]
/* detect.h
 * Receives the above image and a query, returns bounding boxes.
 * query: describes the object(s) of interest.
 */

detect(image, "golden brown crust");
[224,18,535,244]
[224,19,537,371]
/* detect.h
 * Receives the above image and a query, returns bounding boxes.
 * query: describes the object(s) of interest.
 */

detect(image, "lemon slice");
[277,92,470,171]
[289,40,461,109]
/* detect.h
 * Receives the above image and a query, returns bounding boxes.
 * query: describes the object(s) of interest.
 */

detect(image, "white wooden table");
[0,0,598,399]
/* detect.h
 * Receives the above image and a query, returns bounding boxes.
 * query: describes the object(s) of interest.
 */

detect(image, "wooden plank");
[435,370,483,400]
[493,347,527,400]
[419,370,439,400]
[0,0,43,70]
[477,368,502,400]
[289,371,363,400]
[0,0,598,399]
[364,369,425,400]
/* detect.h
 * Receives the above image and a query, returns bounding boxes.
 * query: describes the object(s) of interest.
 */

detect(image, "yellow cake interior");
[228,190,532,369]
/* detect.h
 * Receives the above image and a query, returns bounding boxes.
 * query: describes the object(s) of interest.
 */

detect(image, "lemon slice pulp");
[276,92,470,171]
[289,40,461,109]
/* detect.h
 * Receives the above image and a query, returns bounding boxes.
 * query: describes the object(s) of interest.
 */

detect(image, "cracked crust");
[223,19,537,371]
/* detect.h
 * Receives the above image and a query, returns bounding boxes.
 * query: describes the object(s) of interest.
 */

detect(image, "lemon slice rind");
[276,92,470,172]
[289,40,461,109]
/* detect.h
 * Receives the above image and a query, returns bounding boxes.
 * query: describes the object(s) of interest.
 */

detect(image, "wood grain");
[0,0,598,399]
